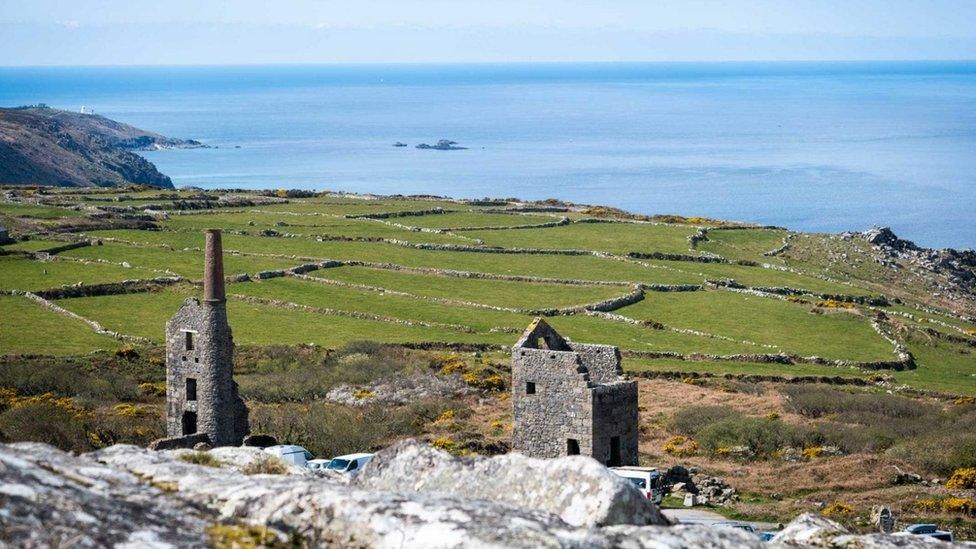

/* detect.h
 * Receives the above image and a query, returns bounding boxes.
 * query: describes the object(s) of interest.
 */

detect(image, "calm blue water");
[2,62,975,248]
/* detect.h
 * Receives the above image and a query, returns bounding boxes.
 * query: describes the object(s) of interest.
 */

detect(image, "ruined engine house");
[511,319,638,466]
[163,229,248,447]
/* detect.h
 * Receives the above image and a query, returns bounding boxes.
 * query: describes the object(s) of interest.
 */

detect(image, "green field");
[2,188,973,395]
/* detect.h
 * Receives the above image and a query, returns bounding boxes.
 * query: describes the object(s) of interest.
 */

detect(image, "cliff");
[0,106,206,189]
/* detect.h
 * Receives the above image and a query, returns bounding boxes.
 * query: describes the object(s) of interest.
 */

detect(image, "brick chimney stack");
[203,229,225,303]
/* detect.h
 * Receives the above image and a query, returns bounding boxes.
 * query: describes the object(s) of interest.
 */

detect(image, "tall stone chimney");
[203,229,225,303]
[159,228,249,448]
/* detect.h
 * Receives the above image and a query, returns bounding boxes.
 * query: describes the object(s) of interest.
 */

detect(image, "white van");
[263,445,313,467]
[610,466,663,504]
[306,458,332,471]
[326,453,374,474]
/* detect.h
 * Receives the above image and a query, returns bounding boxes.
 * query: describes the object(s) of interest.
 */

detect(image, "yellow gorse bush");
[0,389,88,419]
[946,468,976,490]
[663,435,699,457]
[822,502,856,517]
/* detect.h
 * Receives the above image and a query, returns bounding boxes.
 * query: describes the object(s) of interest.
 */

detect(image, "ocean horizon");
[2,60,974,248]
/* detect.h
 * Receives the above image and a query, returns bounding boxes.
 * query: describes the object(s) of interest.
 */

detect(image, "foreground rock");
[354,440,667,528]
[0,441,954,547]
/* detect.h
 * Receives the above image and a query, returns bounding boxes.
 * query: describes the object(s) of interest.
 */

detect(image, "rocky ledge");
[0,439,951,547]
[855,227,976,296]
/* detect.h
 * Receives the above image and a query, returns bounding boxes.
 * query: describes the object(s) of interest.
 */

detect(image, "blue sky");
[2,0,975,65]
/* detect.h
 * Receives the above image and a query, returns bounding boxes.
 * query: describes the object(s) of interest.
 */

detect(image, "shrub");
[783,386,932,420]
[912,497,976,516]
[670,405,741,436]
[663,435,699,457]
[0,401,89,453]
[802,446,825,459]
[887,433,976,476]
[822,502,856,518]
[138,382,166,397]
[241,456,290,475]
[947,468,976,490]
[207,524,285,548]
[179,452,222,468]
[248,398,455,459]
[697,417,815,459]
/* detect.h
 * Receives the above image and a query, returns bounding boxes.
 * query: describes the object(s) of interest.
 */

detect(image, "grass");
[466,221,698,254]
[696,228,789,264]
[53,287,512,348]
[308,265,631,308]
[0,255,159,292]
[231,276,532,331]
[0,295,119,354]
[61,241,300,279]
[892,332,976,395]
[625,357,870,378]
[617,289,896,361]
[3,189,972,395]
[0,202,86,218]
[162,210,472,244]
[0,239,74,252]
[390,210,557,229]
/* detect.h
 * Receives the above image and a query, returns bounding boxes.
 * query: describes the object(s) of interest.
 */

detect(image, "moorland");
[1,185,975,535]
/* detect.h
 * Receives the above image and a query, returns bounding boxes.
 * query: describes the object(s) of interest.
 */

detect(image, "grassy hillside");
[1,186,974,395]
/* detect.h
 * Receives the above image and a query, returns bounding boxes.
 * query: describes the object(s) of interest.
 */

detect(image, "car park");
[327,453,374,474]
[609,466,663,504]
[263,444,313,467]
[306,458,332,471]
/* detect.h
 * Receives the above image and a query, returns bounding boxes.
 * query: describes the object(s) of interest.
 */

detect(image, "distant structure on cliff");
[511,319,638,465]
[155,229,248,449]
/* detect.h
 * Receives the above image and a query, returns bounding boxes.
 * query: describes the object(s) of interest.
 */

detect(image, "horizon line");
[3,59,976,70]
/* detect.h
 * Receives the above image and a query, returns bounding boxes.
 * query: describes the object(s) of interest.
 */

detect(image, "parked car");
[306,458,332,471]
[897,523,954,542]
[609,466,663,504]
[326,453,374,474]
[714,521,757,534]
[263,444,313,467]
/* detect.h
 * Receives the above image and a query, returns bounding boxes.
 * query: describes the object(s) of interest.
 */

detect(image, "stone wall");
[512,347,593,460]
[590,381,639,466]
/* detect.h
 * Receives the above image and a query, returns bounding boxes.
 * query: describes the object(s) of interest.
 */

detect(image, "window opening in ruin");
[186,378,197,401]
[526,382,536,395]
[535,336,546,349]
[566,439,580,455]
[184,331,194,351]
[609,436,622,466]
[182,411,197,435]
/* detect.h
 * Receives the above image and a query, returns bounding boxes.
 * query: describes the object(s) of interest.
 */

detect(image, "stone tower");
[511,318,638,466]
[163,229,248,447]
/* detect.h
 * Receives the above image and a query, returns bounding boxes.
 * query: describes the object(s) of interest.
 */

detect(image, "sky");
[2,0,975,65]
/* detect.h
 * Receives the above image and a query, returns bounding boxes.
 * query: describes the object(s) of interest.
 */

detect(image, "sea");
[1,61,975,249]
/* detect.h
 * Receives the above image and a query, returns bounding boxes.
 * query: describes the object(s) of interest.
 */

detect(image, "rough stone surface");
[0,442,955,548]
[511,319,638,466]
[354,440,667,528]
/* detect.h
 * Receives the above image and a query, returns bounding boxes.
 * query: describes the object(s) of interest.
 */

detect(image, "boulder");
[0,442,209,547]
[353,439,668,528]
[0,442,955,548]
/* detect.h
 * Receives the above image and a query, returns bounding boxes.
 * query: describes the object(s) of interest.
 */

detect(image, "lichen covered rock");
[354,439,667,528]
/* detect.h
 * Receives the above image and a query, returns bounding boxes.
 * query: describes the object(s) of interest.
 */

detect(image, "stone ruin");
[151,229,248,449]
[511,318,638,466]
